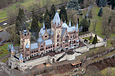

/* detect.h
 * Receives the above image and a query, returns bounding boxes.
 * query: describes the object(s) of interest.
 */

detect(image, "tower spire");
[53,12,61,26]
[76,23,79,32]
[69,20,71,27]
[43,22,45,29]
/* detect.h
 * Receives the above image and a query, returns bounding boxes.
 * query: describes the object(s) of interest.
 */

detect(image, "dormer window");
[45,36,47,38]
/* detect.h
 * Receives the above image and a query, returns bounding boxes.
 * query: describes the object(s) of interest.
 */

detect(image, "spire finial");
[43,22,45,29]
[19,54,23,61]
[69,20,71,27]
[76,23,79,32]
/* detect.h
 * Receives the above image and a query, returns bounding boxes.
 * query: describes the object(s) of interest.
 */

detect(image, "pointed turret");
[69,20,71,27]
[43,22,45,29]
[19,54,23,63]
[53,12,61,26]
[10,44,15,56]
[76,23,79,32]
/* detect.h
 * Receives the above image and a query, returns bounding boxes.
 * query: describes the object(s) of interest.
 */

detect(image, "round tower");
[20,30,31,61]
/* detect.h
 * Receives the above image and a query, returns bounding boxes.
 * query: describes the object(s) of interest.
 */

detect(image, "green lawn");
[101,67,115,76]
[89,6,104,38]
[0,43,10,58]
[0,0,68,21]
[0,9,7,20]
[89,6,115,39]
[0,18,7,23]
[111,34,115,38]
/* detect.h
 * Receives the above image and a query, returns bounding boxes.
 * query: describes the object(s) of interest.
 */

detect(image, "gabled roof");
[67,26,76,32]
[62,23,76,32]
[45,39,52,46]
[23,30,28,35]
[62,23,69,28]
[40,27,45,36]
[31,43,38,50]
[53,12,61,26]
[37,37,44,43]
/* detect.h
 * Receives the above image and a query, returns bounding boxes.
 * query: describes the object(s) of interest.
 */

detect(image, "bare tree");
[7,7,18,25]
[84,66,102,76]
[110,12,115,34]
[6,24,20,44]
[102,7,111,38]
[106,67,112,76]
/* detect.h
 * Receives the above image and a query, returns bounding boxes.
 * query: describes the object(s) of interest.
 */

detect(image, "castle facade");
[10,12,79,62]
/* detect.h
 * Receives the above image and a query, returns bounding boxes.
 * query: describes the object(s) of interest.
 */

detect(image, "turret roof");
[26,42,30,48]
[53,12,61,26]
[19,54,23,61]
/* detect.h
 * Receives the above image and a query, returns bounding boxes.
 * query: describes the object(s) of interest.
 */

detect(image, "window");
[71,36,72,38]
[57,35,59,38]
[40,48,44,51]
[74,40,75,43]
[57,39,59,42]
[45,36,47,38]
[57,43,59,46]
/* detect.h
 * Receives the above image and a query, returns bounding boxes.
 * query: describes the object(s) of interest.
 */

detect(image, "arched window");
[57,34,59,38]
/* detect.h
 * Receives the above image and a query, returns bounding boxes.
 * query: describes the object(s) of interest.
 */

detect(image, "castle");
[8,12,107,71]
[8,12,80,70]
[18,12,79,61]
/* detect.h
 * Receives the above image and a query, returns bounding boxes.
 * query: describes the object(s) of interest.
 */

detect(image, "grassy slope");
[89,6,104,38]
[101,67,115,76]
[89,6,115,39]
[0,9,7,19]
[0,0,65,21]
[0,43,10,58]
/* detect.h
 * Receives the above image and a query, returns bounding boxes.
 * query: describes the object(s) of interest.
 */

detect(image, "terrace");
[26,41,85,61]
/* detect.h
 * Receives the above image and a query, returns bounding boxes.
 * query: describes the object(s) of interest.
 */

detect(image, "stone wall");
[10,32,106,71]
[18,52,81,71]
[75,32,107,53]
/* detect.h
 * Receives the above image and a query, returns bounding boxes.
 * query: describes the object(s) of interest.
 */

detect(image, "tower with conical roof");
[51,12,63,49]
[20,30,31,61]
[10,44,15,56]
[19,54,23,63]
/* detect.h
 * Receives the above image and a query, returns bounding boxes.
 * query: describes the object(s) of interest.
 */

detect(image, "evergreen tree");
[96,0,107,7]
[38,12,43,23]
[98,8,103,17]
[50,4,56,20]
[78,0,84,4]
[31,10,40,38]
[44,9,51,29]
[16,8,27,33]
[79,18,90,32]
[92,35,98,44]
[111,0,115,9]
[67,0,80,10]
[59,6,68,22]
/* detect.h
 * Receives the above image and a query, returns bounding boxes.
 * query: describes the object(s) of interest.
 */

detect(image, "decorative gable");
[43,29,49,40]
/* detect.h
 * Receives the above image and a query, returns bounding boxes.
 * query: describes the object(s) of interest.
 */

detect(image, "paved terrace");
[27,41,85,61]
